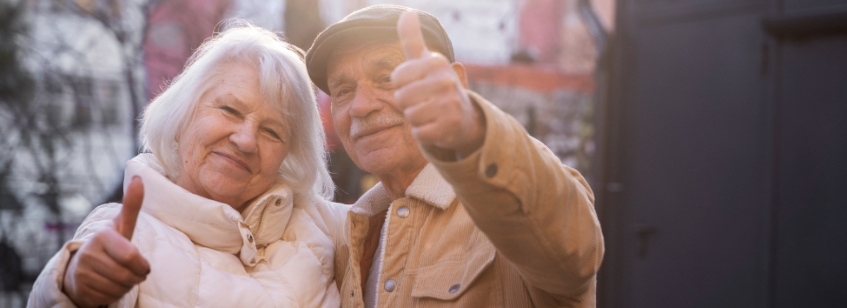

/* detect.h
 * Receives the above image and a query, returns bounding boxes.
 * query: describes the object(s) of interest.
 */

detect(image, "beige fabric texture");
[335,92,604,307]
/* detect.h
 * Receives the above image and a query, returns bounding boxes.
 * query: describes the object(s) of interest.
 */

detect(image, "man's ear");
[451,62,469,89]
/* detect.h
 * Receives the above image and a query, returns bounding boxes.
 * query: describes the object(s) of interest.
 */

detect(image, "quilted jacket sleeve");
[27,240,86,308]
[27,203,140,308]
[296,199,350,290]
[423,91,605,302]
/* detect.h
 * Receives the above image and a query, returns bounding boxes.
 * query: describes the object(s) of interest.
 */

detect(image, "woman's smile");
[211,151,252,174]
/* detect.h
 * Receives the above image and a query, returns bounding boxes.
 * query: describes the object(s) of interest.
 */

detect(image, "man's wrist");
[455,96,487,159]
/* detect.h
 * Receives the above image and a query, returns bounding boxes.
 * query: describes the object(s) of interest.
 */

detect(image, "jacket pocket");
[409,242,495,300]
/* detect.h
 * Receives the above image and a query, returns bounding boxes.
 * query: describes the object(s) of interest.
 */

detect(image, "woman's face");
[175,62,289,212]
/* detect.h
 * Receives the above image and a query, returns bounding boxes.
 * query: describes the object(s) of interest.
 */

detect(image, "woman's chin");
[194,179,244,203]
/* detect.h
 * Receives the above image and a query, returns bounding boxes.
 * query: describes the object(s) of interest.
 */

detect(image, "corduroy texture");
[305,5,455,94]
[335,92,604,307]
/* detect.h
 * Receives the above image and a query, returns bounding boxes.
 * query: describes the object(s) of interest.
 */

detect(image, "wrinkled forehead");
[205,60,288,115]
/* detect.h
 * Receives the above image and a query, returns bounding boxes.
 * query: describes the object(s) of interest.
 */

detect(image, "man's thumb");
[116,176,144,240]
[397,11,429,60]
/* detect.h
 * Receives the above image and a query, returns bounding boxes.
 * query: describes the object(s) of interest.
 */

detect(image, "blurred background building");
[141,0,614,203]
[2,0,845,307]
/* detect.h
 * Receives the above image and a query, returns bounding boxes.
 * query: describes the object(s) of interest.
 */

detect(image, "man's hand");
[391,11,486,158]
[63,176,150,307]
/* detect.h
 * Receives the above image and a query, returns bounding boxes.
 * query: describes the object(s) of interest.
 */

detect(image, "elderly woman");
[28,23,347,307]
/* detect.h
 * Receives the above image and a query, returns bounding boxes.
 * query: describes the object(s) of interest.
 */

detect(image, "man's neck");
[378,165,426,200]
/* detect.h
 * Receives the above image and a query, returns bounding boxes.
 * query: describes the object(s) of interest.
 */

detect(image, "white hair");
[140,21,334,203]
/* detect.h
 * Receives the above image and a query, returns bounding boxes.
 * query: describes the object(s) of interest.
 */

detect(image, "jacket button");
[485,164,498,178]
[449,284,461,294]
[397,207,410,218]
[384,279,396,292]
[275,199,282,206]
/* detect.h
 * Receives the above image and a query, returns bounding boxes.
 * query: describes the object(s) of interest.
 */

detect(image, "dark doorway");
[598,1,847,307]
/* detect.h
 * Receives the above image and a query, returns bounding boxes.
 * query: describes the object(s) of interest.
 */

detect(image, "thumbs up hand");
[390,11,486,158]
[63,176,150,307]
[114,176,144,240]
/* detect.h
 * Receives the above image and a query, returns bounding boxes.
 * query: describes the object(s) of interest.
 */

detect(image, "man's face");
[326,42,427,178]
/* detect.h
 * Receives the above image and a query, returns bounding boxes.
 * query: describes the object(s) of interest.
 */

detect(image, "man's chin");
[353,148,400,172]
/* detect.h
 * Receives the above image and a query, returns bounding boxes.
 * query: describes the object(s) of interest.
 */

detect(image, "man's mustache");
[350,114,406,139]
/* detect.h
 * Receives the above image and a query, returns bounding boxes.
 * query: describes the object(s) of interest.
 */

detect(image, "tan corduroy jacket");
[334,92,605,307]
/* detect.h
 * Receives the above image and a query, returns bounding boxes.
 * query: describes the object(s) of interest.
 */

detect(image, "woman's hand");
[63,177,150,307]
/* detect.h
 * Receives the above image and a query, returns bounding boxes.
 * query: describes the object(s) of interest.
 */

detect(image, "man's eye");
[331,88,353,104]
[335,88,351,97]
[378,76,394,90]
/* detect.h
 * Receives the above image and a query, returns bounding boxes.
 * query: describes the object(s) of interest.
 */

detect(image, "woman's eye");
[220,105,239,116]
[264,128,282,140]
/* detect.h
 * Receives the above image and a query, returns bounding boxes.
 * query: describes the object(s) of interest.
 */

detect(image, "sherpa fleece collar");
[351,163,457,216]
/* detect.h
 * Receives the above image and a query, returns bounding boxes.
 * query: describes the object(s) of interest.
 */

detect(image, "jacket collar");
[352,163,456,216]
[124,154,292,262]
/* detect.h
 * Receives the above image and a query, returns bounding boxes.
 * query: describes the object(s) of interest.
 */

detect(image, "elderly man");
[306,5,603,307]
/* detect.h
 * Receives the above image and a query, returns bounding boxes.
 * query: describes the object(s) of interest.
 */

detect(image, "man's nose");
[349,84,386,117]
[230,122,258,154]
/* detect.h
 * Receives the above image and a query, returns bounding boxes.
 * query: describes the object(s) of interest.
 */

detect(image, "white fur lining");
[352,164,456,216]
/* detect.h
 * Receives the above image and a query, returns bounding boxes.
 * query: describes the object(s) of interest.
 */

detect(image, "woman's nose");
[230,122,258,154]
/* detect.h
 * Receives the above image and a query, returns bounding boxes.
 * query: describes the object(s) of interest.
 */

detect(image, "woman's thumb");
[115,176,144,240]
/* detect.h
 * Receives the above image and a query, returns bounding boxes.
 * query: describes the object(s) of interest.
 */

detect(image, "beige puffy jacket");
[28,154,349,307]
